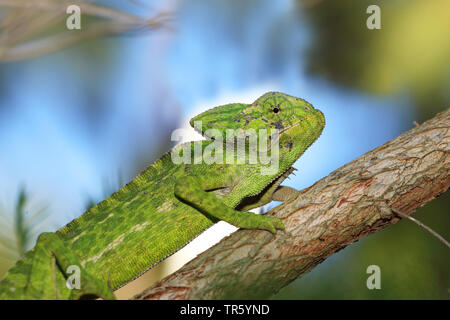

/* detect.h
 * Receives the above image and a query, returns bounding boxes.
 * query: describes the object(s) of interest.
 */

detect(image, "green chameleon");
[0,92,325,299]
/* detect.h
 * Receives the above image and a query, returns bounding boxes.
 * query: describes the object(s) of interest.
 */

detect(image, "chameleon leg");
[237,185,299,211]
[174,176,284,233]
[24,232,115,300]
[271,186,299,202]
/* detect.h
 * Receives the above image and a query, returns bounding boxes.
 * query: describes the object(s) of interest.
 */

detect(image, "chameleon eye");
[273,107,280,113]
[304,106,310,111]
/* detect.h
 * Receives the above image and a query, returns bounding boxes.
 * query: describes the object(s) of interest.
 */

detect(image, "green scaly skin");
[0,92,325,299]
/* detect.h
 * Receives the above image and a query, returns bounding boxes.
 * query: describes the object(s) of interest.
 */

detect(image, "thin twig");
[391,207,450,249]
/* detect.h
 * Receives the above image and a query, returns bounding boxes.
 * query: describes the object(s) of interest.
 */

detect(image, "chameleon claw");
[262,217,284,234]
[266,225,277,234]
[275,218,285,230]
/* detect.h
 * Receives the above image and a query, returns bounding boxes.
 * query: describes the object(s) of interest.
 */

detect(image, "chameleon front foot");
[252,216,284,234]
[229,213,285,234]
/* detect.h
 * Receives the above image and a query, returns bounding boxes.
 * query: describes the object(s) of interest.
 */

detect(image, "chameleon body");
[0,92,324,299]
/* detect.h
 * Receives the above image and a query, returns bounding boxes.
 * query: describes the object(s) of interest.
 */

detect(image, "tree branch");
[134,108,450,300]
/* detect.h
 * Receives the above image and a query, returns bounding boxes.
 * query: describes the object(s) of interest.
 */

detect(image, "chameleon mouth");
[278,122,300,135]
[279,110,325,135]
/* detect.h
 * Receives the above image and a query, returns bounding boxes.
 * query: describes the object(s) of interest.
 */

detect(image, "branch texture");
[135,109,450,300]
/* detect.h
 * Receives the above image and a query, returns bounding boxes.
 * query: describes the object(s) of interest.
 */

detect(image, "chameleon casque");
[0,92,325,299]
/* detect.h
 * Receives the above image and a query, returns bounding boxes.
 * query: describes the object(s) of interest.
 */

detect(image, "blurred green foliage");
[0,187,48,278]
[301,0,450,120]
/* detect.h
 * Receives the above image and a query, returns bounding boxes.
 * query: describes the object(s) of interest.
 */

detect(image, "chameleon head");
[190,91,325,145]
[249,91,325,135]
